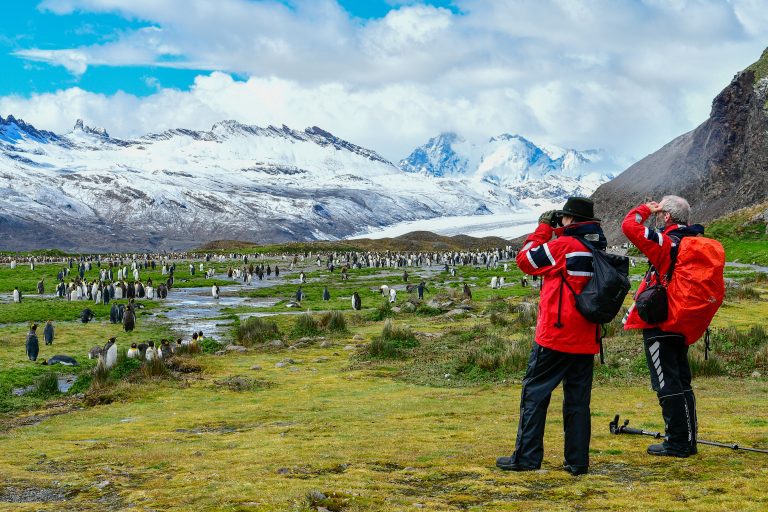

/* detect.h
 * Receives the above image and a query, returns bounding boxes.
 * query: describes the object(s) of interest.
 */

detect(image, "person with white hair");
[621,195,723,458]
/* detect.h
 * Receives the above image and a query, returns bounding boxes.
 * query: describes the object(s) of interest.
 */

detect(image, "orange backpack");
[660,236,725,345]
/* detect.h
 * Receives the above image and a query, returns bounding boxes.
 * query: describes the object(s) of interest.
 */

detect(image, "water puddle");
[152,279,281,340]
[12,374,76,396]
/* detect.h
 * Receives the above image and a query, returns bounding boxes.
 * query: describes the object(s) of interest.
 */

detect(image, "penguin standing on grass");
[127,343,140,359]
[102,337,117,370]
[26,324,39,361]
[43,320,55,345]
[352,292,362,311]
[322,286,331,301]
[123,306,135,332]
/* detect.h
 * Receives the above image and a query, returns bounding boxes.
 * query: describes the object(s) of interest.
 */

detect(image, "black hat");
[555,197,600,221]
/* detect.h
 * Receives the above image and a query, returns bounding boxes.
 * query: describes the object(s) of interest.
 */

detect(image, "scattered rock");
[277,467,290,475]
[444,309,467,317]
[401,302,416,313]
[225,345,247,353]
[291,342,306,349]
[353,334,364,341]
[250,365,262,371]
[308,490,327,501]
[319,341,332,348]
[276,362,287,368]
[391,306,402,313]
[752,370,762,378]
[344,345,356,351]
[268,339,285,348]
[214,350,226,356]
[94,480,110,490]
[289,367,300,372]
[314,357,330,363]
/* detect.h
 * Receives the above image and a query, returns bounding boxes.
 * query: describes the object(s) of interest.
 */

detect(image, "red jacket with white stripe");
[621,204,701,330]
[516,222,605,355]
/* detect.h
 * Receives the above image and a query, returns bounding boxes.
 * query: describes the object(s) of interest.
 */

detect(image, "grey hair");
[659,195,690,224]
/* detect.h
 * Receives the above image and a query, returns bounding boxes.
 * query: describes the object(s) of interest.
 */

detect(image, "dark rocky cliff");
[592,48,768,242]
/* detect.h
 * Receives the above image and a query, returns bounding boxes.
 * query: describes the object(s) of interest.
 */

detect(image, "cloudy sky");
[1,0,766,165]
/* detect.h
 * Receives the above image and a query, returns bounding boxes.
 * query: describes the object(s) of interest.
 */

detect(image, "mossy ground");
[1,254,767,511]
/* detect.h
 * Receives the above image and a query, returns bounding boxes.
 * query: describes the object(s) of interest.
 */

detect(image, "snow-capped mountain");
[400,132,620,203]
[398,132,472,176]
[0,115,524,251]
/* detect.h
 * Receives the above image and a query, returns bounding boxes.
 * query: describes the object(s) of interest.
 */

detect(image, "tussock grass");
[237,317,280,346]
[711,326,768,350]
[489,311,510,327]
[199,337,220,354]
[31,371,60,397]
[367,300,394,321]
[484,296,512,314]
[366,319,418,359]
[726,282,762,301]
[292,313,321,337]
[174,342,202,356]
[318,310,348,333]
[513,300,538,328]
[414,303,442,316]
[141,356,170,379]
[689,350,726,377]
[457,335,531,377]
[602,308,632,338]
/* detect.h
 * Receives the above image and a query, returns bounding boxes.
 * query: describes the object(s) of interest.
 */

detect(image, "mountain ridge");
[591,47,768,242]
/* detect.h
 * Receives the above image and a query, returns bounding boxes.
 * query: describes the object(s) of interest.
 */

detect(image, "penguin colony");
[8,245,524,371]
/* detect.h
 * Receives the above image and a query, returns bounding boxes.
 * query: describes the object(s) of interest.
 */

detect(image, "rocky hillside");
[592,47,768,242]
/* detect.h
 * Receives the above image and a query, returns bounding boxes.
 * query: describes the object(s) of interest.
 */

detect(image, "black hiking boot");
[647,443,689,458]
[495,456,538,471]
[562,462,588,476]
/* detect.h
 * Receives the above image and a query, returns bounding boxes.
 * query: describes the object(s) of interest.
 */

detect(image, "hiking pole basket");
[609,415,768,454]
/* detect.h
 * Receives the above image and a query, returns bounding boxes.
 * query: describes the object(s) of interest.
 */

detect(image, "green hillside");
[707,201,768,265]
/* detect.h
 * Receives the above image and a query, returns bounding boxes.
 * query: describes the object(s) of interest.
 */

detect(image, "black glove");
[538,210,559,227]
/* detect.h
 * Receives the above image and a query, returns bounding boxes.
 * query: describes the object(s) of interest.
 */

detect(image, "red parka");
[516,222,605,355]
[621,204,704,332]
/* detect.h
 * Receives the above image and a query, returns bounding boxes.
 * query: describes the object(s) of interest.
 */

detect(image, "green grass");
[705,202,768,266]
[236,317,281,346]
[364,319,419,359]
[746,46,768,81]
[0,251,767,510]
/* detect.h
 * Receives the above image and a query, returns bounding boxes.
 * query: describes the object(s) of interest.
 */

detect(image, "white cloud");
[3,0,768,165]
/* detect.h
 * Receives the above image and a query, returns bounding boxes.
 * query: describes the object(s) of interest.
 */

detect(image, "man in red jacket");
[622,195,702,457]
[496,197,605,476]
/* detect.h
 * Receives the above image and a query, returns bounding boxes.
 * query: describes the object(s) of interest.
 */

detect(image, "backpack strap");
[664,236,681,284]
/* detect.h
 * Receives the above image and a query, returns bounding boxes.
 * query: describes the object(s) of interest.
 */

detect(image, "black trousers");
[643,328,697,454]
[511,342,594,469]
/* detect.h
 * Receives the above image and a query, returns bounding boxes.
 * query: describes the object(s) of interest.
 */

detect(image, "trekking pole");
[609,415,768,454]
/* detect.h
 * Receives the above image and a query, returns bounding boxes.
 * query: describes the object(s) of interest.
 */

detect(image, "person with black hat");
[496,197,607,476]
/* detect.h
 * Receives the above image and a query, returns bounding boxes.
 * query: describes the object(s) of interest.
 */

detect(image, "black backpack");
[558,238,630,325]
